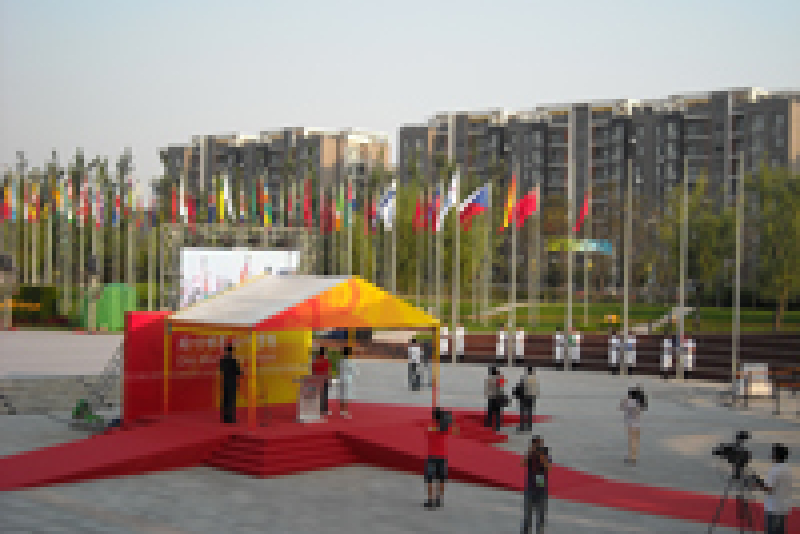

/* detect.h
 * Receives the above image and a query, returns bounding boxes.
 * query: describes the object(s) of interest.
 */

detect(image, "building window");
[667,143,677,158]
[752,114,764,131]
[772,158,781,169]
[613,146,623,161]
[636,126,645,138]
[667,122,678,139]
[776,137,785,147]
[637,143,644,156]
[533,131,542,146]
[612,127,624,142]
[775,114,785,126]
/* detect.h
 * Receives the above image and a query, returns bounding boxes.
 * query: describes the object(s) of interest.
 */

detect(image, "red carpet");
[0,401,795,531]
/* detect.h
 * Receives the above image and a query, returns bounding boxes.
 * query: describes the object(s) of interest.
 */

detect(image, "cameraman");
[753,443,791,534]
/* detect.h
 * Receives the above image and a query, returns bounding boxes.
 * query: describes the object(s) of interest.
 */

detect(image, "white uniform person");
[408,338,422,390]
[568,327,582,369]
[338,347,358,418]
[661,336,673,380]
[554,327,565,370]
[609,329,621,375]
[624,333,637,371]
[496,328,507,366]
[515,327,526,366]
[454,324,465,363]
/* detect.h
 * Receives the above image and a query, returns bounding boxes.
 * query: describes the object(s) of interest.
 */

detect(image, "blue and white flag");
[378,180,397,230]
[436,171,459,232]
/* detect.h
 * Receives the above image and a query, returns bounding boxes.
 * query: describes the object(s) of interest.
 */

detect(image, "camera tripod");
[707,469,756,534]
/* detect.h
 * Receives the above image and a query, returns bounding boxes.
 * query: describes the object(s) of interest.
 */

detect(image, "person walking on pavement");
[338,347,358,418]
[485,366,507,431]
[424,407,459,509]
[408,338,422,390]
[219,342,242,424]
[520,435,551,534]
[620,387,645,465]
[515,367,539,432]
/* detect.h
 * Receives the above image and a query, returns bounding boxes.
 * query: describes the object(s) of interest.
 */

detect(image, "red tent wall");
[123,311,170,422]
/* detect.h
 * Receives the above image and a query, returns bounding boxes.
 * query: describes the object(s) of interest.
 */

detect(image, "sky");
[2,0,798,202]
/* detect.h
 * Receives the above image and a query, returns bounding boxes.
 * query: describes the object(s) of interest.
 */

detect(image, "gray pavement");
[1,336,799,533]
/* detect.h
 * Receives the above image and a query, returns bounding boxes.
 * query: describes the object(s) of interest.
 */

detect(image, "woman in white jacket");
[338,348,359,418]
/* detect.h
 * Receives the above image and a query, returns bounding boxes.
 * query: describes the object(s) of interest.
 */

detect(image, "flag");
[436,172,459,232]
[458,184,489,232]
[573,191,590,232]
[1,181,7,221]
[218,177,224,223]
[511,186,538,229]
[303,179,312,229]
[264,181,272,227]
[113,191,121,227]
[336,183,343,232]
[502,173,517,230]
[346,181,354,228]
[179,180,187,223]
[223,174,232,220]
[252,177,258,225]
[378,180,397,230]
[10,175,17,221]
[208,191,216,224]
[413,193,423,233]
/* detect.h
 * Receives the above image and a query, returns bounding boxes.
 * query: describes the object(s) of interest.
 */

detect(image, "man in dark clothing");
[520,435,551,534]
[219,343,242,424]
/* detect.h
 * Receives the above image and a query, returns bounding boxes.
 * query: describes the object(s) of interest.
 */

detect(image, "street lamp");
[1,252,19,330]
[622,135,635,377]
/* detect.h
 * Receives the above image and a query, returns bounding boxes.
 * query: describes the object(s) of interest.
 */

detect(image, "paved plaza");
[1,332,798,533]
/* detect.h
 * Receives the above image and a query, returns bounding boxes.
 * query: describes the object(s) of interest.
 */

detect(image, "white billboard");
[180,248,300,309]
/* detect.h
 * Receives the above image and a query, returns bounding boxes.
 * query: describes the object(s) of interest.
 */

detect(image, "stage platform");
[1,401,794,531]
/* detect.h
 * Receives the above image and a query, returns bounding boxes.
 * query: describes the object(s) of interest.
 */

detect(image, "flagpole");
[585,123,592,329]
[535,183,540,329]
[509,160,518,369]
[567,112,574,372]
[32,178,38,285]
[678,156,687,382]
[436,177,442,321]
[348,174,353,277]
[416,190,421,308]
[128,178,134,291]
[148,196,154,311]
[734,150,743,390]
[484,180,491,327]
[391,181,396,295]
[452,168,460,338]
[623,143,633,376]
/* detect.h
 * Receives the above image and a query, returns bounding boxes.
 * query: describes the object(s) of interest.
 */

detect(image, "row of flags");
[2,172,595,235]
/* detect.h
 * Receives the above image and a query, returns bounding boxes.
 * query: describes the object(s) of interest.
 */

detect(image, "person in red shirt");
[424,407,459,509]
[312,348,332,416]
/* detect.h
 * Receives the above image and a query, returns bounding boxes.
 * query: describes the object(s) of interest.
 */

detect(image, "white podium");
[294,375,325,423]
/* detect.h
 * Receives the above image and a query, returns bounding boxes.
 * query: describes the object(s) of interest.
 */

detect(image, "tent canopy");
[169,275,439,331]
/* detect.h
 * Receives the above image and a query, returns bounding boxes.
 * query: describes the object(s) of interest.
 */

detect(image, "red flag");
[413,194,422,233]
[513,188,538,229]
[188,193,196,234]
[573,191,590,232]
[303,179,312,229]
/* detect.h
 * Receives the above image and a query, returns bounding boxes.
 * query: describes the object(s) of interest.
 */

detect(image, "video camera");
[712,430,752,479]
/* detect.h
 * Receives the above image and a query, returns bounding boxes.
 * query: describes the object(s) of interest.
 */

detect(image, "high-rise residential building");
[159,127,391,215]
[399,87,799,292]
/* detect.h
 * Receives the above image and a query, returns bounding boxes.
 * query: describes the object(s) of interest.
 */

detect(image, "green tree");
[747,164,800,330]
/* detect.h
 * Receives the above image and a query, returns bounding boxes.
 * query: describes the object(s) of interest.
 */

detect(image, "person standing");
[312,347,332,416]
[338,347,358,418]
[568,327,581,370]
[515,327,526,367]
[661,335,673,380]
[520,435,551,534]
[753,443,791,534]
[219,343,242,424]
[515,367,539,432]
[424,407,459,509]
[454,323,465,364]
[619,387,644,465]
[440,326,450,363]
[554,327,564,370]
[624,332,637,373]
[485,366,507,431]
[682,335,695,380]
[408,338,422,390]
[609,329,620,375]
[497,328,507,367]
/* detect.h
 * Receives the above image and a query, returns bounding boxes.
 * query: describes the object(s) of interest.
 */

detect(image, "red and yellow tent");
[131,275,440,429]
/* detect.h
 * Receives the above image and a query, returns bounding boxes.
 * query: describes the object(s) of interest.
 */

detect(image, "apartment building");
[398,87,799,290]
[160,128,391,215]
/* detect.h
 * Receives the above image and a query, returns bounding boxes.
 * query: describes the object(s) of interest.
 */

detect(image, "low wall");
[0,375,120,415]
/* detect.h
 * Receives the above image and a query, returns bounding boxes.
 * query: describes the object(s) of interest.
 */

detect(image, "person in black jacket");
[219,343,242,424]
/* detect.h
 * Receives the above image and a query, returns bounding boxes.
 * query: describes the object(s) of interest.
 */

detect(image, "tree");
[747,164,800,330]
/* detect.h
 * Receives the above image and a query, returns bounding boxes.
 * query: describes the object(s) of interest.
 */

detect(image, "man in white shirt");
[609,329,620,375]
[568,327,581,370]
[624,332,637,373]
[754,443,791,534]
[554,327,565,370]
[515,327,526,366]
[440,326,450,362]
[408,338,422,391]
[661,336,673,380]
[454,323,465,364]
[683,336,695,379]
[497,328,507,366]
